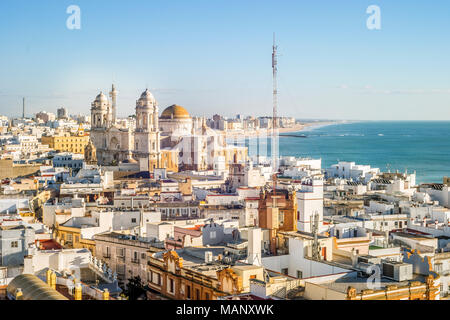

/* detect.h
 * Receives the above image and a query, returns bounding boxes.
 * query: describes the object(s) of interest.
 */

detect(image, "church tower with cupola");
[90,85,134,165]
[134,89,161,171]
[90,92,111,130]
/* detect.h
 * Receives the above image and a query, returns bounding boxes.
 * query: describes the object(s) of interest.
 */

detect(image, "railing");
[271,287,287,299]
[88,256,118,284]
[131,258,140,264]
[148,257,165,269]
[82,284,106,300]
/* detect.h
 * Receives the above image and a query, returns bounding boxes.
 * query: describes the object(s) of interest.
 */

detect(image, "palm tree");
[124,276,146,300]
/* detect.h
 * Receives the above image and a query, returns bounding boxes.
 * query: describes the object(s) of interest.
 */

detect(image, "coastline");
[223,120,347,138]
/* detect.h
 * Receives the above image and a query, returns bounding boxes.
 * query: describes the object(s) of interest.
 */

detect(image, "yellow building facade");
[160,149,179,173]
[42,129,90,155]
[54,224,96,255]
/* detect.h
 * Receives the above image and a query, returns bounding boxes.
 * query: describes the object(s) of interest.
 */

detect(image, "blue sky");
[1,0,450,120]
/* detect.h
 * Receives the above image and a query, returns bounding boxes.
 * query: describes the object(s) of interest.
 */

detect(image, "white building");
[53,152,85,169]
[261,234,350,279]
[43,197,86,228]
[325,161,380,183]
[296,176,325,233]
[23,248,91,276]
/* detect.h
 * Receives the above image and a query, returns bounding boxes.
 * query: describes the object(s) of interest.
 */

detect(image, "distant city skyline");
[2,0,450,120]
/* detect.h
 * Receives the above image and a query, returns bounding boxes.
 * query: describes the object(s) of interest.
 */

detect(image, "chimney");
[102,288,110,300]
[74,283,82,300]
[50,271,56,290]
[248,228,262,266]
[204,251,213,264]
[46,269,53,287]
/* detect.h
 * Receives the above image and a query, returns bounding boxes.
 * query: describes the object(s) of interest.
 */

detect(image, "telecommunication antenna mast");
[22,97,25,119]
[272,33,279,173]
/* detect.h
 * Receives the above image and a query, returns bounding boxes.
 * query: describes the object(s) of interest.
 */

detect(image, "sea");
[242,121,450,185]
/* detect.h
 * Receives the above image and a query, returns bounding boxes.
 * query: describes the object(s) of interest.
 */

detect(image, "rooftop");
[315,273,426,294]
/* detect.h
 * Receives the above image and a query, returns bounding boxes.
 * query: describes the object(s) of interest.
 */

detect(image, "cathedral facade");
[90,85,246,173]
[90,85,160,168]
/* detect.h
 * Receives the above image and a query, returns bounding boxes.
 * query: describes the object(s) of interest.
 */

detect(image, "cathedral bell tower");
[91,92,111,129]
[134,89,161,171]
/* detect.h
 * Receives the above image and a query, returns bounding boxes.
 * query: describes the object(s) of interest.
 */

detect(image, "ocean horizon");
[245,121,450,185]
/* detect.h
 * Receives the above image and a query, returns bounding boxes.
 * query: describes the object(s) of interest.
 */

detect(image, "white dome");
[95,92,108,103]
[137,89,157,106]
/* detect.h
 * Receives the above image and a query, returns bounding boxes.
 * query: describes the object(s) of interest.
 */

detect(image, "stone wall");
[0,160,41,180]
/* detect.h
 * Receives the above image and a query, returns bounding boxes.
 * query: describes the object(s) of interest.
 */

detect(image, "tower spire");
[272,33,279,173]
[109,84,117,124]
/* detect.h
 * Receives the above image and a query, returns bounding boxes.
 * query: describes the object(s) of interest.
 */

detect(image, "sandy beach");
[223,121,342,138]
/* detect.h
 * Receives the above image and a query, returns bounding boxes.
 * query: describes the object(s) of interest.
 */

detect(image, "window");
[117,247,125,257]
[195,288,200,300]
[131,218,136,223]
[168,278,175,294]
[151,272,161,286]
[250,274,257,279]
[186,285,191,299]
[281,268,288,275]
[67,234,73,242]
[297,270,303,279]
[279,212,285,226]
[11,241,18,248]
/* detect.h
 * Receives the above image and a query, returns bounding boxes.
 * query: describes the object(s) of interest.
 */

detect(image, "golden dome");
[160,105,190,120]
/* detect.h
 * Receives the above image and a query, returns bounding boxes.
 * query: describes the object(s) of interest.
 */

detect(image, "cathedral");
[89,85,247,173]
